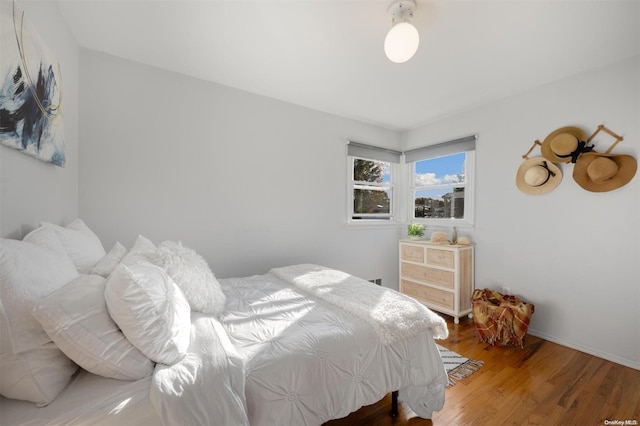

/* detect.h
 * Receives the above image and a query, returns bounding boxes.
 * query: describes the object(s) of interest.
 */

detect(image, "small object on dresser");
[407,223,425,239]
[429,231,449,244]
[457,236,471,245]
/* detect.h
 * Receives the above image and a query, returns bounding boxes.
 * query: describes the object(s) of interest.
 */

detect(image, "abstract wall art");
[0,1,66,167]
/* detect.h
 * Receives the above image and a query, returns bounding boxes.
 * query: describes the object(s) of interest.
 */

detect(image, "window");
[346,137,474,225]
[412,152,469,219]
[350,157,393,220]
[406,136,476,225]
[347,142,401,223]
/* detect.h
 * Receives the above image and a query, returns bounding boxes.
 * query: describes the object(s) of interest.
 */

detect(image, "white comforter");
[219,269,447,425]
[270,264,449,343]
[7,267,447,426]
[150,315,249,426]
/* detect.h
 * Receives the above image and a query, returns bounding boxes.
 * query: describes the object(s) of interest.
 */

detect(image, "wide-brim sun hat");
[573,152,637,192]
[541,127,589,163]
[516,157,562,195]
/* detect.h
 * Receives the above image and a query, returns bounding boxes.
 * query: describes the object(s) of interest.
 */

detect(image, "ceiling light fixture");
[384,0,419,64]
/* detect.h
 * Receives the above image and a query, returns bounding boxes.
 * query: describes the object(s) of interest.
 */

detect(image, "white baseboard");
[527,328,640,371]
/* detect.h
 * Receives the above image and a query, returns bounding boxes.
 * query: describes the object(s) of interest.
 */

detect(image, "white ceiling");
[56,0,640,131]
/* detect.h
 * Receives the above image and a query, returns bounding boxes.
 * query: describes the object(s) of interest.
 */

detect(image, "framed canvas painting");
[0,1,65,167]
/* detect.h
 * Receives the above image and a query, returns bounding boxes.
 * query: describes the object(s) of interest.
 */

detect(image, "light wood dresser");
[399,240,474,324]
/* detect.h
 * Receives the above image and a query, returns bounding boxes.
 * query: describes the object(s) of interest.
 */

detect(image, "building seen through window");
[412,152,468,220]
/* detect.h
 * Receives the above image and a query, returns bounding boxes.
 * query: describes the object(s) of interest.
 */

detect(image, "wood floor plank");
[323,315,640,425]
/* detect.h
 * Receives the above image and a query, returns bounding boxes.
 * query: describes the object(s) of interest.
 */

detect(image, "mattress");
[0,272,447,425]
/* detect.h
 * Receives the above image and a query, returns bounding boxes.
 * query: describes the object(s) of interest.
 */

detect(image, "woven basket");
[471,289,534,348]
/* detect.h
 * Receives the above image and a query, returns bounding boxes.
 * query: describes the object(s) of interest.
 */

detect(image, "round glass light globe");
[384,22,420,63]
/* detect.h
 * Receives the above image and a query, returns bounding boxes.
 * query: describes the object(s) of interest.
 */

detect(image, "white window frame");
[347,155,399,224]
[407,150,475,226]
[345,138,475,227]
[346,140,402,226]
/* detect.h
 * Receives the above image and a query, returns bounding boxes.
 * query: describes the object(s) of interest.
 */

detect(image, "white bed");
[219,272,447,424]
[0,222,448,425]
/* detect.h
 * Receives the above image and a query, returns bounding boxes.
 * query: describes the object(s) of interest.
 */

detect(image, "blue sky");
[414,152,466,200]
[364,153,466,191]
[415,152,466,183]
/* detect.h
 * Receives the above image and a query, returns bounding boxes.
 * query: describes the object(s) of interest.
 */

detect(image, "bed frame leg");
[389,390,399,418]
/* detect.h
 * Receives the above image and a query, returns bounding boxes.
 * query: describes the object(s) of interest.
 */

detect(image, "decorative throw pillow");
[150,241,226,316]
[105,262,191,365]
[32,274,155,380]
[41,219,106,273]
[90,241,127,277]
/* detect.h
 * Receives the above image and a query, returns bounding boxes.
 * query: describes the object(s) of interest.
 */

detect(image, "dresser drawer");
[401,280,455,310]
[426,248,454,269]
[401,262,454,289]
[401,245,424,262]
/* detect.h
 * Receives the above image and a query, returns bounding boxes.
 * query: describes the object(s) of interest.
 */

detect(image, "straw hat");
[516,157,562,195]
[541,127,591,163]
[573,152,637,192]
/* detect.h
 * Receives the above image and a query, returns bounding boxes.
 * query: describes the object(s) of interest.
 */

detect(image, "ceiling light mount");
[388,0,416,25]
[384,0,420,64]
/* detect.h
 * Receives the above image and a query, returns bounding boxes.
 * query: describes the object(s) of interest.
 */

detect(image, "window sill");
[345,220,402,230]
[410,218,474,228]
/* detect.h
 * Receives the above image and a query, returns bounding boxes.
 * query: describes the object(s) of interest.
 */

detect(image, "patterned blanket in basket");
[471,289,534,348]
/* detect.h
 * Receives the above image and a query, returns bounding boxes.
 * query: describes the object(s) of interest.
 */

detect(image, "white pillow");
[0,229,79,405]
[129,234,156,253]
[150,241,226,316]
[0,229,79,353]
[90,241,127,277]
[32,274,155,380]
[42,219,106,273]
[121,234,157,266]
[0,295,77,406]
[0,344,77,407]
[105,262,191,365]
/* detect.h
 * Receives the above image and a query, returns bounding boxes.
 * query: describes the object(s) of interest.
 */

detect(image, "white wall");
[79,50,402,285]
[404,56,640,369]
[0,1,79,239]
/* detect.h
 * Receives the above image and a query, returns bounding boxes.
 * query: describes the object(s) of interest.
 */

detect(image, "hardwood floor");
[324,316,640,426]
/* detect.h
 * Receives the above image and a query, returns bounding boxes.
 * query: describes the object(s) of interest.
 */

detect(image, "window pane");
[353,188,391,215]
[415,152,466,187]
[414,188,465,219]
[354,158,391,183]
